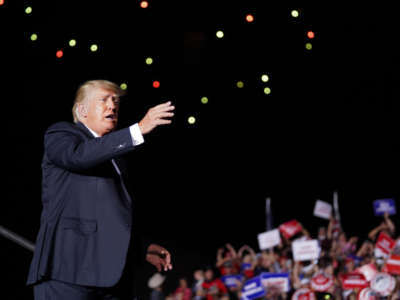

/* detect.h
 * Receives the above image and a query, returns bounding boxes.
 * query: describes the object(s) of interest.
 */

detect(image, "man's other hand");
[146,244,173,272]
[138,102,175,135]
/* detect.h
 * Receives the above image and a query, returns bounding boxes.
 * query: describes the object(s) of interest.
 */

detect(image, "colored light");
[145,57,153,65]
[188,116,196,124]
[236,81,244,88]
[140,1,148,8]
[261,74,269,82]
[307,31,315,39]
[216,31,224,38]
[264,87,271,95]
[25,6,32,14]
[0,0,4,6]
[153,81,160,88]
[120,83,128,90]
[305,42,312,50]
[246,14,254,23]
[201,97,208,104]
[324,295,331,300]
[30,33,38,41]
[291,10,299,18]
[90,44,98,52]
[69,39,77,47]
[56,50,63,58]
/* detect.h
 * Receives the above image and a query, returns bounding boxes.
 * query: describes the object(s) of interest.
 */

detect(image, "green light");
[264,87,271,95]
[201,97,208,104]
[25,6,32,14]
[236,81,244,88]
[188,116,196,124]
[145,57,153,65]
[90,44,98,52]
[120,83,128,90]
[261,74,269,82]
[69,39,77,47]
[324,295,331,300]
[291,10,299,18]
[216,31,224,38]
[30,33,38,41]
[305,42,313,50]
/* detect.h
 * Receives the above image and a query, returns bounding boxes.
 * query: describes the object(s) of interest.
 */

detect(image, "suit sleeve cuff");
[129,123,144,146]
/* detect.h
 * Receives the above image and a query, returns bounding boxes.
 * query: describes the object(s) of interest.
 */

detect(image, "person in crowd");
[201,266,228,300]
[174,277,192,300]
[149,273,166,300]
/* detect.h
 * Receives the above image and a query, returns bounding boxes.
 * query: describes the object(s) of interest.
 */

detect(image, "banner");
[374,231,395,258]
[373,199,396,216]
[384,255,400,275]
[241,276,266,300]
[292,239,320,261]
[279,220,302,239]
[261,272,290,293]
[258,229,281,250]
[313,200,332,220]
[340,273,369,289]
[222,274,244,288]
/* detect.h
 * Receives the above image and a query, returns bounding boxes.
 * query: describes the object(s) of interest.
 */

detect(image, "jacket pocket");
[60,217,97,235]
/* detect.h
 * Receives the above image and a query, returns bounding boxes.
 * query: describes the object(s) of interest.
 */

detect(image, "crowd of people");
[149,213,400,300]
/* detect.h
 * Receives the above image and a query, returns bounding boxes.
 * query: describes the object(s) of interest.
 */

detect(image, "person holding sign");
[368,212,396,242]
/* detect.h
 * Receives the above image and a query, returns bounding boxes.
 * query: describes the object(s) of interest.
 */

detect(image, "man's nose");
[106,98,117,111]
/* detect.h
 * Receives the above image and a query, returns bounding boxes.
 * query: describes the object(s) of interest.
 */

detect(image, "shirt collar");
[84,124,100,138]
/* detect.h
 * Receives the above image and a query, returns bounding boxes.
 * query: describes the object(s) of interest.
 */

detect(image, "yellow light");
[216,31,224,38]
[120,83,128,90]
[261,74,269,82]
[291,10,299,18]
[90,44,98,52]
[188,116,196,124]
[145,57,153,65]
[264,87,271,95]
[30,33,38,41]
[201,97,208,104]
[236,81,244,88]
[69,39,77,47]
[25,6,32,14]
[305,42,312,50]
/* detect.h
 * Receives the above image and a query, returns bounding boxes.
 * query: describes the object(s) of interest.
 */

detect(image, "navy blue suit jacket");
[27,121,144,287]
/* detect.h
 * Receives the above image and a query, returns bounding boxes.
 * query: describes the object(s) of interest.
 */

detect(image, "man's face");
[82,87,120,136]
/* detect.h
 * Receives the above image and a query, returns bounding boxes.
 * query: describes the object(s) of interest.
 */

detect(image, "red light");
[152,81,160,88]
[307,31,315,39]
[140,1,148,8]
[56,50,63,58]
[246,14,254,23]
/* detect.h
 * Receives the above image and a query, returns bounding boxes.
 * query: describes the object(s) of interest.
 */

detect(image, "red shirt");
[202,279,228,300]
[174,287,192,300]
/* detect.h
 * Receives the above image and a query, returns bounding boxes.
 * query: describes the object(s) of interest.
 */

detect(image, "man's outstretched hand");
[146,244,173,272]
[138,101,175,135]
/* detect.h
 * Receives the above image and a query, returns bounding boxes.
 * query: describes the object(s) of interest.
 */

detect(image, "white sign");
[292,239,320,261]
[313,200,332,220]
[258,229,281,250]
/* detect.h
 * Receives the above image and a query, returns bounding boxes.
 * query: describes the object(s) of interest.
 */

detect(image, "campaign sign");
[241,276,266,300]
[340,273,369,289]
[356,263,378,282]
[222,274,244,288]
[375,231,395,258]
[279,220,302,239]
[261,272,290,293]
[384,255,400,275]
[313,200,332,220]
[258,229,281,250]
[373,199,396,216]
[292,239,320,261]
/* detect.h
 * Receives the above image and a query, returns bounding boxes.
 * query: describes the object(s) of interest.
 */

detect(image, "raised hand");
[138,101,175,135]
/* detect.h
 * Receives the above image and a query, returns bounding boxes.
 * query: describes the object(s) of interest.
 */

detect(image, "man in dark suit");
[27,80,175,300]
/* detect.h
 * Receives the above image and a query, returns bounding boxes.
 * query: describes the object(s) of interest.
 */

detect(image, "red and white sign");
[370,273,396,297]
[375,232,395,258]
[291,288,316,300]
[310,272,333,292]
[356,263,378,282]
[292,239,320,262]
[384,255,400,275]
[313,200,332,220]
[340,273,369,289]
[279,220,302,239]
[257,229,281,250]
[357,288,378,300]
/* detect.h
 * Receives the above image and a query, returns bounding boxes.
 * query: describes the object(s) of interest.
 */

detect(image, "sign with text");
[373,199,396,216]
[356,263,378,282]
[340,273,369,289]
[292,239,320,261]
[375,231,395,258]
[241,276,266,300]
[279,220,302,239]
[384,255,400,275]
[261,272,290,293]
[313,200,332,220]
[258,229,281,250]
[222,275,244,288]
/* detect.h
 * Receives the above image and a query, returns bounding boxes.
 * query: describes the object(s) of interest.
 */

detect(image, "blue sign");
[261,272,291,292]
[373,199,396,216]
[221,275,244,288]
[241,276,266,300]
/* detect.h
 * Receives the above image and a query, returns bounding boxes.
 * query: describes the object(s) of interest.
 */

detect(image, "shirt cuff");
[129,123,144,146]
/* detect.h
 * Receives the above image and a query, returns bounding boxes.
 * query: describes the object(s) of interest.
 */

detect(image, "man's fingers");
[156,119,172,125]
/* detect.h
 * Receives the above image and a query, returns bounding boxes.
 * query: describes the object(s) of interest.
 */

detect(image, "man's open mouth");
[105,114,116,120]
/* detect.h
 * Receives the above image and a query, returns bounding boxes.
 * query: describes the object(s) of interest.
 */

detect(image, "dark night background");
[1,1,400,299]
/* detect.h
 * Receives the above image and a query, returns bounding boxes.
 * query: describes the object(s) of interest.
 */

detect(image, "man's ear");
[78,103,88,118]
